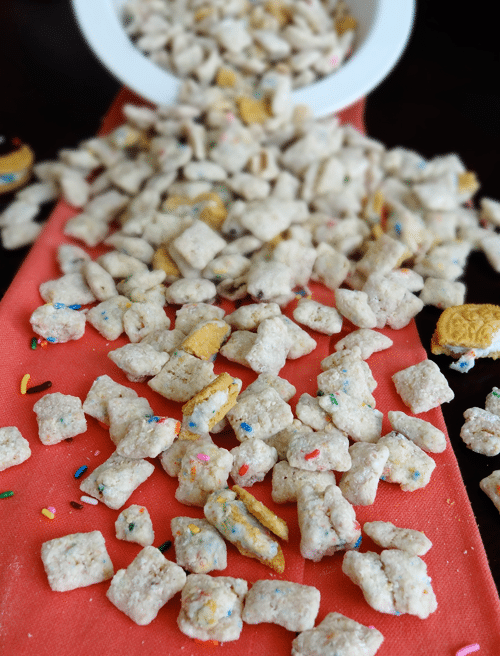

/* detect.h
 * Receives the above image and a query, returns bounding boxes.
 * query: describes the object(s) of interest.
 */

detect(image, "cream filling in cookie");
[447,329,500,372]
[185,390,229,434]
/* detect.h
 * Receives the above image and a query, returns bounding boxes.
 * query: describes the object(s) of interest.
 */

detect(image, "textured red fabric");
[1,90,499,656]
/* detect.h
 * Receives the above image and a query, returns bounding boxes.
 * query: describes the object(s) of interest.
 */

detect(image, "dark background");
[2,0,500,595]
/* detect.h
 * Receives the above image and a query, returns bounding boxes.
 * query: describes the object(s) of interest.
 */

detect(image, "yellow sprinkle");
[41,508,55,520]
[188,523,201,534]
[20,374,30,395]
[207,599,217,613]
[217,496,225,503]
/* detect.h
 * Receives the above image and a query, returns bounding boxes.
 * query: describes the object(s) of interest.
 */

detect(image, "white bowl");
[72,0,415,117]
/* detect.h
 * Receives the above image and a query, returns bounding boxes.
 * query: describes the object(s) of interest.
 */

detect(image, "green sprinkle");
[492,391,500,398]
[158,540,172,553]
[0,491,14,499]
[329,394,338,406]
[128,523,135,532]
[30,337,37,350]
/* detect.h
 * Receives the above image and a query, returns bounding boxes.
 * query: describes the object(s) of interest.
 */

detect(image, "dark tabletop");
[1,0,500,595]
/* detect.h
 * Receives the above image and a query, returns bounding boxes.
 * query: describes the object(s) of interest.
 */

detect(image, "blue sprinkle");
[240,422,253,432]
[275,588,282,594]
[380,476,386,481]
[74,465,88,479]
[227,610,232,616]
[189,421,196,428]
[147,416,161,424]
[53,302,66,309]
[68,304,81,310]
[46,336,56,343]
[394,222,402,236]
[412,471,420,480]
[353,535,362,549]
[0,173,16,183]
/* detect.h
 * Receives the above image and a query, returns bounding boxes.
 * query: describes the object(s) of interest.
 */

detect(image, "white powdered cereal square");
[220,330,257,366]
[115,504,155,547]
[339,442,390,506]
[123,301,170,343]
[363,273,424,330]
[334,289,377,329]
[245,317,292,376]
[79,452,155,509]
[485,387,500,417]
[86,295,131,341]
[0,426,31,471]
[295,393,331,431]
[317,351,376,408]
[30,303,86,343]
[293,298,343,335]
[419,277,466,309]
[334,328,393,360]
[226,387,293,442]
[177,574,247,642]
[176,443,233,507]
[117,416,180,459]
[174,303,225,334]
[107,546,186,625]
[287,426,351,472]
[266,420,313,460]
[460,407,500,456]
[108,396,153,445]
[240,373,296,403]
[388,410,447,453]
[230,438,278,486]
[173,220,226,270]
[480,470,500,513]
[164,278,217,305]
[159,434,213,478]
[33,393,87,445]
[246,261,295,306]
[297,483,361,561]
[83,374,138,426]
[243,580,320,632]
[225,302,281,330]
[39,272,96,306]
[41,531,113,592]
[271,461,337,504]
[171,516,227,574]
[378,432,436,491]
[392,359,454,414]
[108,343,169,382]
[318,391,383,443]
[363,521,432,556]
[148,350,216,402]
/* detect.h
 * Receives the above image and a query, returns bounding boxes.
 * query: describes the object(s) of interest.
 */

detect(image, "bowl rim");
[71,0,415,116]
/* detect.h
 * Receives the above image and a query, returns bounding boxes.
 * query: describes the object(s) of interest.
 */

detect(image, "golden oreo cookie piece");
[431,303,500,353]
[182,372,241,432]
[0,138,34,194]
[233,485,289,541]
[181,320,231,361]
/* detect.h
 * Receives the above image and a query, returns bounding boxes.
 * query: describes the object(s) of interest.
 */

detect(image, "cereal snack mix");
[181,372,241,435]
[242,580,320,632]
[245,316,293,375]
[79,452,155,509]
[318,391,383,443]
[342,549,437,619]
[334,288,378,329]
[480,470,500,513]
[392,359,454,414]
[148,349,216,402]
[334,328,393,360]
[460,407,500,456]
[41,531,114,592]
[106,546,186,625]
[295,393,331,431]
[86,295,131,341]
[108,396,153,444]
[388,410,447,453]
[0,426,31,471]
[485,386,500,416]
[30,303,86,343]
[33,392,87,445]
[115,505,155,547]
[171,516,227,574]
[226,387,293,442]
[204,488,284,573]
[339,442,390,506]
[177,574,247,642]
[230,438,278,486]
[266,420,313,460]
[291,612,384,656]
[286,425,351,472]
[159,433,213,478]
[233,485,288,541]
[108,342,169,382]
[271,461,336,504]
[297,483,361,561]
[116,415,180,458]
[176,442,233,507]
[378,431,436,491]
[293,298,343,335]
[363,521,432,556]
[82,374,138,426]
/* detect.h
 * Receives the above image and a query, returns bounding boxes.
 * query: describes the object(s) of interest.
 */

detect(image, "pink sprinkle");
[368,626,376,629]
[197,453,210,462]
[94,450,100,456]
[47,506,56,514]
[456,645,480,656]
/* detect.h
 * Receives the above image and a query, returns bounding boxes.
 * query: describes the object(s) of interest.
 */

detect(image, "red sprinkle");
[238,464,249,476]
[70,501,84,509]
[304,449,320,460]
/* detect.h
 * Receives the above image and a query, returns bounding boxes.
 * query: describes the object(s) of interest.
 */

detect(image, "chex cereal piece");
[318,391,383,443]
[385,267,424,292]
[123,301,170,343]
[272,461,337,504]
[225,302,281,330]
[219,330,257,365]
[174,302,225,334]
[291,612,384,656]
[79,452,155,510]
[159,434,213,478]
[171,517,227,574]
[204,489,285,573]
[334,328,393,360]
[83,374,138,426]
[30,303,85,343]
[479,470,500,513]
[41,531,113,592]
[107,546,186,625]
[356,234,408,278]
[83,261,117,301]
[293,298,343,335]
[33,392,87,445]
[486,386,500,416]
[233,485,288,541]
[176,443,233,507]
[339,443,390,506]
[419,277,466,309]
[242,580,320,632]
[115,269,166,297]
[287,425,351,472]
[86,295,131,341]
[39,272,96,306]
[317,350,377,408]
[245,316,293,375]
[246,260,295,307]
[117,416,180,459]
[295,393,331,431]
[334,289,378,329]
[180,319,231,360]
[182,373,241,435]
[97,251,148,278]
[140,327,185,354]
[177,574,247,642]
[239,373,296,403]
[115,505,155,547]
[392,359,454,414]
[460,407,500,456]
[0,426,31,471]
[172,219,227,270]
[363,521,432,556]
[276,315,317,359]
[267,420,313,460]
[226,387,293,442]
[298,483,361,561]
[108,396,153,445]
[430,303,500,372]
[108,342,169,383]
[363,273,424,330]
[57,243,91,274]
[148,350,216,402]
[378,432,436,491]
[230,438,278,487]
[164,278,217,304]
[342,549,437,618]
[388,410,447,453]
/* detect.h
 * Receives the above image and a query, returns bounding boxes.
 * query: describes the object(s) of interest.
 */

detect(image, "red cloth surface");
[1,90,500,656]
